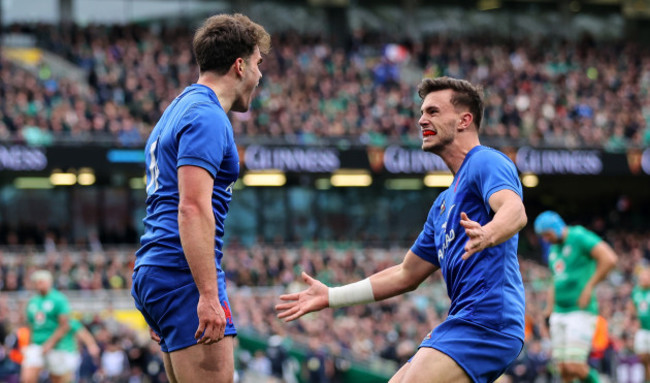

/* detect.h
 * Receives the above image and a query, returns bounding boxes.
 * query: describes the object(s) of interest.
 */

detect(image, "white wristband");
[328,278,375,308]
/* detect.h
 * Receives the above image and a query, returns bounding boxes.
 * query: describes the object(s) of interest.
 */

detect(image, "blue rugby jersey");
[411,145,525,340]
[135,84,239,271]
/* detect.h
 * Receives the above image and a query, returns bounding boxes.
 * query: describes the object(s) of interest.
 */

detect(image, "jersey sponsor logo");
[42,301,53,312]
[438,204,457,264]
[553,259,566,276]
[438,228,455,264]
[446,204,456,220]
[440,200,446,216]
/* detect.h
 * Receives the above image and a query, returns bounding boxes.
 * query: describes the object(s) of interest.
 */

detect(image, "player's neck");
[196,72,237,113]
[438,134,481,175]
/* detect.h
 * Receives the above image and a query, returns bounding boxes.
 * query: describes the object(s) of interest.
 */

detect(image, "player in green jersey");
[61,318,101,382]
[631,267,650,380]
[21,270,74,383]
[534,211,618,383]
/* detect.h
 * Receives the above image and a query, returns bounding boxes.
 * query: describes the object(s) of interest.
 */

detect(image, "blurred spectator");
[99,336,129,382]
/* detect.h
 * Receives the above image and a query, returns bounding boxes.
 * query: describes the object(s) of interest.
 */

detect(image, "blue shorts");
[131,265,237,352]
[418,317,523,383]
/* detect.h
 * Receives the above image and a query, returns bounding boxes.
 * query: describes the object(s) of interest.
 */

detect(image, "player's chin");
[421,142,436,152]
[231,100,250,113]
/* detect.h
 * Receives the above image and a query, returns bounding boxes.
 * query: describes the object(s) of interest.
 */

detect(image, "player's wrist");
[198,288,219,299]
[482,223,497,247]
[328,278,375,308]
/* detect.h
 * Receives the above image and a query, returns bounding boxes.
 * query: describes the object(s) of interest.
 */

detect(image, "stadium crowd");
[1,14,650,383]
[1,24,649,149]
[0,223,649,382]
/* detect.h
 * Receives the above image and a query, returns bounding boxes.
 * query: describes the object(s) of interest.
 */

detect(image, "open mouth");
[422,130,437,137]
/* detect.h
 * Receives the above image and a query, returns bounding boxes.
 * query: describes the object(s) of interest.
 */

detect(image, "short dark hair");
[417,77,484,131]
[193,13,271,75]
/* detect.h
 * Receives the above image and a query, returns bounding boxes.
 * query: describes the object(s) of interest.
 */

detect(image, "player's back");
[136,84,238,271]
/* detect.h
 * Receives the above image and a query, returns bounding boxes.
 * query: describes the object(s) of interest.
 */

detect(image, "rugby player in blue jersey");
[131,14,270,383]
[277,77,528,383]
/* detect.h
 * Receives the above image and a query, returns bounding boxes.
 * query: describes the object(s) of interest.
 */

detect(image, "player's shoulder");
[177,85,227,118]
[49,289,69,301]
[433,190,449,206]
[469,146,515,166]
[568,225,603,247]
[569,225,597,237]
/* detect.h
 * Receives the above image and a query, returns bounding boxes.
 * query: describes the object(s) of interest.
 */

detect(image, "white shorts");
[549,311,597,363]
[635,329,650,354]
[22,344,78,376]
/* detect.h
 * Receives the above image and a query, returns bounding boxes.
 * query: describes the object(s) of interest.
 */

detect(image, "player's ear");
[458,112,473,131]
[235,58,246,76]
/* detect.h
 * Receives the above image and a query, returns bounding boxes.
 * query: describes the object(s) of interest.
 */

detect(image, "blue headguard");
[534,211,566,238]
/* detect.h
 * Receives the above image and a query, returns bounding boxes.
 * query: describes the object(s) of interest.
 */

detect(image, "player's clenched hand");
[195,295,227,345]
[275,272,329,322]
[460,212,493,260]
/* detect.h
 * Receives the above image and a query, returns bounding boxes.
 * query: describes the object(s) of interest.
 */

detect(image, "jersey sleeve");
[69,319,82,334]
[176,102,230,178]
[470,149,522,212]
[410,203,440,267]
[55,292,71,316]
[575,226,602,254]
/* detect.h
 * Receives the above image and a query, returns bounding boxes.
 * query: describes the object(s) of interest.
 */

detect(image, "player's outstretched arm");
[461,189,527,260]
[276,251,438,322]
[276,272,329,322]
[76,327,101,359]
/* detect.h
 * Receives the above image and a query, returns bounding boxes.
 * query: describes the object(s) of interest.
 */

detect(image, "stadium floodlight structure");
[242,170,287,187]
[50,170,77,186]
[385,178,423,190]
[330,169,372,187]
[521,173,539,188]
[423,172,454,188]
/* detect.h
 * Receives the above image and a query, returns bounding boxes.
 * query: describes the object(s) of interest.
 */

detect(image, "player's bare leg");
[162,352,178,383]
[389,348,471,383]
[20,367,40,383]
[557,363,572,382]
[48,374,67,383]
[565,362,590,380]
[640,354,650,380]
[167,336,234,383]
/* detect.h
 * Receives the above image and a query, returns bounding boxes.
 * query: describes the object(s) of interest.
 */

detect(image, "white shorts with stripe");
[22,344,78,376]
[634,328,650,355]
[549,311,597,363]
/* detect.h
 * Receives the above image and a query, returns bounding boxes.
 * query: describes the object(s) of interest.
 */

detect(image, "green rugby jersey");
[26,289,72,351]
[632,286,650,330]
[548,226,601,314]
[58,318,84,352]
